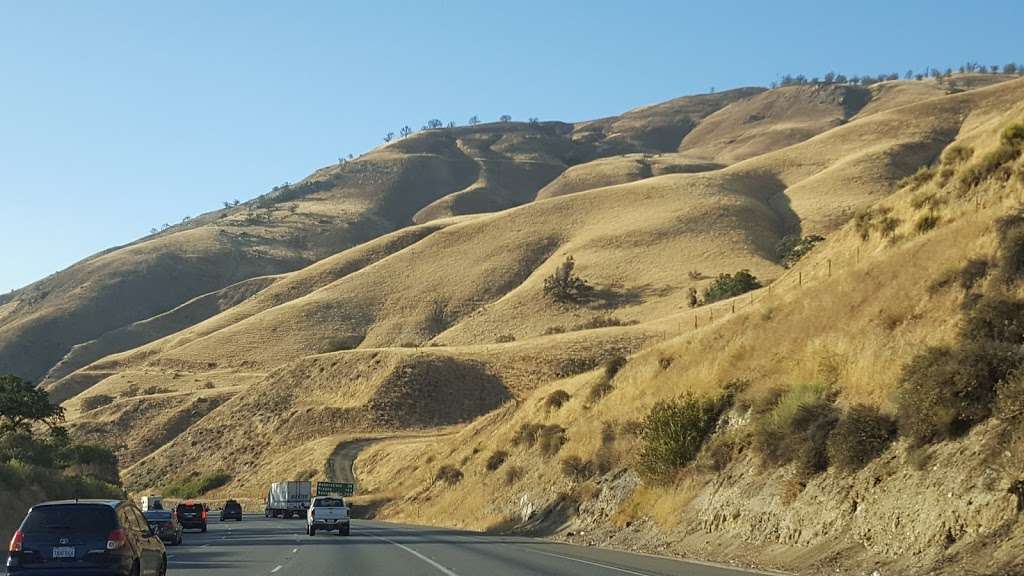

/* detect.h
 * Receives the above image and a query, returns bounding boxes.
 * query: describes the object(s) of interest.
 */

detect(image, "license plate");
[52,546,75,558]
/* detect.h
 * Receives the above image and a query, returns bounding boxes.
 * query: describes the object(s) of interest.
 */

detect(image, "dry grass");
[12,77,1023,530]
[346,97,1024,533]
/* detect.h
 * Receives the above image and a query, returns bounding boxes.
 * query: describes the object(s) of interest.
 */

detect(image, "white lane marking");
[200,544,210,548]
[291,548,298,553]
[271,566,283,573]
[527,549,654,576]
[371,534,462,576]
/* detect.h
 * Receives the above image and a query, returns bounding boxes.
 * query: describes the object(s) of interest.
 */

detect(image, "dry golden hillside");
[355,102,1024,575]
[4,72,1024,575]
[55,76,1020,489]
[2,91,770,386]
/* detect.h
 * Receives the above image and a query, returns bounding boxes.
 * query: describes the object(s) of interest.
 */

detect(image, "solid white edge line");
[371,534,462,576]
[527,548,654,576]
[271,565,282,573]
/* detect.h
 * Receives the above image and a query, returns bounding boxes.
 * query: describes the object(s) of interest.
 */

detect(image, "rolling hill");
[4,72,1024,575]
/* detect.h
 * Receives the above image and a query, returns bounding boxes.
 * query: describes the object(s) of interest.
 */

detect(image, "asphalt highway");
[151,515,773,576]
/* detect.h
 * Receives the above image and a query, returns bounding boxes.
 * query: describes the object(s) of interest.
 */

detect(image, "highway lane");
[160,514,777,576]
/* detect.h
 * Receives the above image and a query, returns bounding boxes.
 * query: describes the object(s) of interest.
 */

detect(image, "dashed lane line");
[271,565,283,573]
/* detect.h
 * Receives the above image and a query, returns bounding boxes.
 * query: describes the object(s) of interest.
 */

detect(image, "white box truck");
[139,496,164,511]
[264,481,311,518]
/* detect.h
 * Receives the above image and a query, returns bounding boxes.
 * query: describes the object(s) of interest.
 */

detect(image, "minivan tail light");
[9,529,23,553]
[200,509,207,521]
[106,528,126,550]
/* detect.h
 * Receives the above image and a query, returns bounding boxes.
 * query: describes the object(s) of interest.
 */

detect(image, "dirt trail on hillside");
[327,433,454,487]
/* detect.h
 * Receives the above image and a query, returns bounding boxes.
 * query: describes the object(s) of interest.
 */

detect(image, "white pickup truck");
[306,496,350,536]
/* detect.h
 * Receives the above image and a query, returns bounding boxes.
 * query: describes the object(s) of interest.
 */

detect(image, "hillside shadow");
[584,282,673,310]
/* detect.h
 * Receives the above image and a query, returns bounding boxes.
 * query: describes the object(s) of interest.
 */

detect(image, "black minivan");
[7,499,166,575]
[219,500,242,522]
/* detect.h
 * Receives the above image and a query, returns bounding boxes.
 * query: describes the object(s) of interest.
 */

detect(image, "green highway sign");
[316,481,355,497]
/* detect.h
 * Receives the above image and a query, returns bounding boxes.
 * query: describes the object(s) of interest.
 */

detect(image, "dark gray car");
[142,510,182,546]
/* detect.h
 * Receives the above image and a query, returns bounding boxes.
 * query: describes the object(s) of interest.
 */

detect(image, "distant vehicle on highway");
[174,501,208,533]
[306,496,350,536]
[138,496,164,511]
[143,509,183,546]
[265,481,311,518]
[7,498,167,575]
[219,499,243,522]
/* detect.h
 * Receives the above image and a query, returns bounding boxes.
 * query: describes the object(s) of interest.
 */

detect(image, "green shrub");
[776,234,825,267]
[572,317,636,331]
[752,381,837,468]
[559,455,594,480]
[637,392,727,482]
[434,465,463,486]
[59,443,119,484]
[164,471,231,499]
[854,210,874,240]
[543,326,566,335]
[997,372,1024,421]
[495,334,516,343]
[827,404,898,471]
[896,343,1022,444]
[603,356,627,379]
[512,423,542,447]
[701,270,762,304]
[959,296,1024,343]
[877,215,901,240]
[543,256,592,303]
[80,395,115,412]
[0,433,58,468]
[544,390,571,410]
[0,461,122,500]
[997,221,1024,283]
[485,450,508,471]
[959,142,1022,189]
[788,401,841,474]
[1001,123,1024,148]
[538,425,566,457]
[914,213,939,233]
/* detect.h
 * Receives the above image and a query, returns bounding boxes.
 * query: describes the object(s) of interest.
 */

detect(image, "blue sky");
[1,0,1021,293]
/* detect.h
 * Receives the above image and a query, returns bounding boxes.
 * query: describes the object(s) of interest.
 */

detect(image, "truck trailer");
[264,481,311,518]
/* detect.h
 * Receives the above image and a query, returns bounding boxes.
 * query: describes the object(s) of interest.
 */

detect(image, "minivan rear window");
[143,511,172,522]
[22,505,117,534]
[176,503,204,512]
